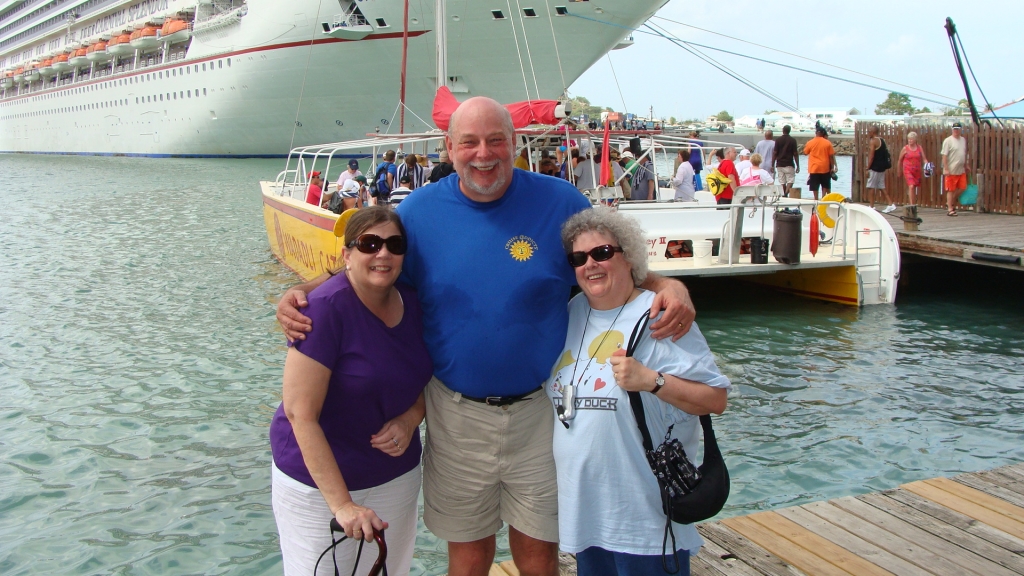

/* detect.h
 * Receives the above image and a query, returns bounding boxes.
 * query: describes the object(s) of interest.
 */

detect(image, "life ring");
[816,192,846,229]
[809,212,820,256]
[333,208,359,239]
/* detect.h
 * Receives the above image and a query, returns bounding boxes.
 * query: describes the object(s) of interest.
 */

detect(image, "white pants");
[271,463,421,576]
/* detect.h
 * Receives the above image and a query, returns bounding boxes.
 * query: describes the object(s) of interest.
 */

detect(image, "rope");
[542,0,567,93]
[652,15,959,102]
[514,0,542,99]
[288,5,324,153]
[605,54,627,114]
[504,0,533,103]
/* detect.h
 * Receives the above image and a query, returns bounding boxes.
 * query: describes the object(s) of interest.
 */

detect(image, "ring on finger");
[392,438,399,447]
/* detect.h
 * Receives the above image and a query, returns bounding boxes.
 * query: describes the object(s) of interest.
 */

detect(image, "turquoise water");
[1,154,1022,575]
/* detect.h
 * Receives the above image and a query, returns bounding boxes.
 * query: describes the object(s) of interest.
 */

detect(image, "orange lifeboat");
[69,47,90,67]
[161,18,192,44]
[130,25,161,49]
[86,40,110,62]
[107,32,134,56]
[13,66,25,83]
[26,62,40,81]
[52,52,72,72]
[1,69,13,88]
[39,58,55,76]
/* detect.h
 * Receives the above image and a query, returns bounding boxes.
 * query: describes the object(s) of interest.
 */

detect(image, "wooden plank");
[923,477,1024,525]
[954,472,1024,509]
[489,563,512,576]
[692,536,764,576]
[830,495,1019,576]
[885,488,1024,555]
[698,522,808,576]
[803,500,967,576]
[747,512,893,576]
[977,469,1024,497]
[775,506,929,576]
[723,515,854,576]
[859,492,1024,574]
[994,463,1024,484]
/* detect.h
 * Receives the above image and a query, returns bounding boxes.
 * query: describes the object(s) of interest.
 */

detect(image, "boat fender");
[333,208,359,239]
[809,212,820,256]
[816,192,846,229]
[971,252,1021,265]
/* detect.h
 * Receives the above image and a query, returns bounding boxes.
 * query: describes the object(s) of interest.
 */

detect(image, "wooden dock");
[693,463,1024,575]
[485,464,1024,575]
[880,207,1024,270]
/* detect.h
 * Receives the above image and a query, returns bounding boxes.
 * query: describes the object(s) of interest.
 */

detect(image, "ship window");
[227,59,231,67]
[218,60,223,69]
[186,67,190,74]
[555,6,568,15]
[160,94,163,101]
[375,18,387,27]
[491,10,505,19]
[195,65,198,72]
[202,63,206,71]
[173,92,176,100]
[203,88,207,95]
[172,69,175,76]
[159,71,163,78]
[523,8,537,17]
[187,90,191,97]
[135,97,138,103]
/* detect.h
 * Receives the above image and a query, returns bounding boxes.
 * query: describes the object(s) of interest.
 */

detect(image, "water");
[1,154,1022,575]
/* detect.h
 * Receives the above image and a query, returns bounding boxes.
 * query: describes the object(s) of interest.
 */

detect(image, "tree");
[875,92,914,115]
[568,96,604,119]
[764,109,779,115]
[669,116,677,125]
[715,110,733,122]
[914,106,932,114]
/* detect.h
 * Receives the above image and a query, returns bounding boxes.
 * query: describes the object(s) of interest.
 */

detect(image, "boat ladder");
[855,228,885,304]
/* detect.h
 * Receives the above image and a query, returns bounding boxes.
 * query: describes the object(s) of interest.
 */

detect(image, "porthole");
[491,10,505,19]
[523,8,537,17]
[375,17,387,27]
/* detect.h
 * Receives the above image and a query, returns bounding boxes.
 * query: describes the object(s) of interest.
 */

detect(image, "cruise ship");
[0,0,665,156]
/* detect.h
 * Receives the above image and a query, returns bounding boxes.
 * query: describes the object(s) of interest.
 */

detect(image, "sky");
[568,0,1024,121]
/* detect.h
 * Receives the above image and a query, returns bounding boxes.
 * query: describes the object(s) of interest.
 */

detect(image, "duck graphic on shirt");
[550,330,624,399]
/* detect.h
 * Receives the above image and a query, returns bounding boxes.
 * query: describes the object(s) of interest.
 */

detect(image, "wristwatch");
[651,372,665,395]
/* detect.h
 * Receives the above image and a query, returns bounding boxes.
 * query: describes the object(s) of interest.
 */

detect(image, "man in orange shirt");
[801,127,836,200]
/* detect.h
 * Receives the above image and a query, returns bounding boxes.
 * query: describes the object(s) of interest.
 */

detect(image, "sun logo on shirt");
[505,235,537,262]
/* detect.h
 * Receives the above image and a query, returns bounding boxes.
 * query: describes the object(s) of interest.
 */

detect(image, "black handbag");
[624,310,730,572]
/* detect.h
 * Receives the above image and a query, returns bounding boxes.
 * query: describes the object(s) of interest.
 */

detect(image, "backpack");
[877,139,892,171]
[368,162,392,199]
[705,169,733,196]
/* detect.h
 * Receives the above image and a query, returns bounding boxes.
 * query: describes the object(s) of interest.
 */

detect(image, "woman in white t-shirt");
[547,207,731,575]
[739,153,775,186]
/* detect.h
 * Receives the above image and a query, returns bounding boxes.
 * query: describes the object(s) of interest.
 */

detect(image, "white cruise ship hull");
[0,0,668,156]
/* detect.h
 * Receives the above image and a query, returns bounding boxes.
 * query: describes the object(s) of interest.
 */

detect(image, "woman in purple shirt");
[270,207,433,576]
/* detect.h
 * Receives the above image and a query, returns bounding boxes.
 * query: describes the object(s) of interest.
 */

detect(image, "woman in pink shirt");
[897,132,929,206]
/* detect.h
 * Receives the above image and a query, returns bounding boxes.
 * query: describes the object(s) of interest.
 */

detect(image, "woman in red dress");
[897,132,929,206]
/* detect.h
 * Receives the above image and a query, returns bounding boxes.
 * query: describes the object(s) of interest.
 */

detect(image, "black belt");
[461,386,543,407]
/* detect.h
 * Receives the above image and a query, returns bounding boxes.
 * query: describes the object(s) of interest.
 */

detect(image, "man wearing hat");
[304,171,324,206]
[389,175,414,205]
[941,122,969,216]
[428,149,455,183]
[734,149,753,178]
[336,159,362,189]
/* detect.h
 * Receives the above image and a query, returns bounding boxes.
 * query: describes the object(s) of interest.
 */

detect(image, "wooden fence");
[853,123,1024,215]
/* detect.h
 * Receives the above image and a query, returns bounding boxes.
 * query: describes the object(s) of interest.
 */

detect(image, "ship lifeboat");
[86,40,111,63]
[129,25,161,49]
[1,70,12,88]
[26,62,40,81]
[38,58,55,76]
[13,67,24,83]
[52,52,72,72]
[107,33,134,56]
[69,47,90,67]
[161,18,192,44]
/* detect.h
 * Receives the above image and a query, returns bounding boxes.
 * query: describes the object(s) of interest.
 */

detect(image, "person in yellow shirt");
[801,127,836,200]
[514,147,531,171]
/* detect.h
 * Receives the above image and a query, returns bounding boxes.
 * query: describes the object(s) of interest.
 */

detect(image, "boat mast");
[944,17,980,126]
[399,0,409,136]
[435,0,447,91]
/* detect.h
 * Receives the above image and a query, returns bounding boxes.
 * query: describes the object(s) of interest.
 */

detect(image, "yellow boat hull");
[262,187,343,281]
[746,265,861,305]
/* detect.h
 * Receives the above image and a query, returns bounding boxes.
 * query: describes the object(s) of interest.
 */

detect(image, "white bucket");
[692,240,714,268]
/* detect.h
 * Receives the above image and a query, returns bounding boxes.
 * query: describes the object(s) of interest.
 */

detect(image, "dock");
[881,208,1024,270]
[484,463,1024,575]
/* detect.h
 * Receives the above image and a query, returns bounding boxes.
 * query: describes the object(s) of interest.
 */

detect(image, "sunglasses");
[347,234,407,255]
[567,244,623,267]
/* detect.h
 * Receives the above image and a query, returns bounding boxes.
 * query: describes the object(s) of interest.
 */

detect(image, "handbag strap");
[625,309,655,453]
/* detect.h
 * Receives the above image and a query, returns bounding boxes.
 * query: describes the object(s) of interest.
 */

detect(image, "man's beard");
[461,160,511,197]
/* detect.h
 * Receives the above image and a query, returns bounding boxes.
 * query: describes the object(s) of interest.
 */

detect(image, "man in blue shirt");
[277,97,695,576]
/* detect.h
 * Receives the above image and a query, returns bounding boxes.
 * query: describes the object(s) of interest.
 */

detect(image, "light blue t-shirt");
[545,290,731,556]
[396,170,590,397]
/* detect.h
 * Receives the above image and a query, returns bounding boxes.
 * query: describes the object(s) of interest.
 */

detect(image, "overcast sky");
[568,0,1024,120]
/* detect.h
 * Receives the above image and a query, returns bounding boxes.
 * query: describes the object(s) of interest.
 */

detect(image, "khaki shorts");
[422,377,558,543]
[867,170,886,189]
[776,166,795,185]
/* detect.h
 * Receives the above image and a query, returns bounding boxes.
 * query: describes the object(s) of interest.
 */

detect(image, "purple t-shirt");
[269,274,433,490]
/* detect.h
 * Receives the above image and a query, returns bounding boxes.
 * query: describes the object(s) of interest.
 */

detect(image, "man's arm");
[866,137,877,170]
[277,273,332,342]
[639,273,695,341]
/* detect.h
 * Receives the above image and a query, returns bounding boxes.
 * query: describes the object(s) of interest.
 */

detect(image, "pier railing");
[854,123,1024,215]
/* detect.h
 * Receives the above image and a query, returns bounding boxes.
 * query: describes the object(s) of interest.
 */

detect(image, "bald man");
[276,97,695,576]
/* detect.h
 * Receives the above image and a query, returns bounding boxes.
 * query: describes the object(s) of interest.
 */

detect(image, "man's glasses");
[347,234,408,255]
[567,244,623,267]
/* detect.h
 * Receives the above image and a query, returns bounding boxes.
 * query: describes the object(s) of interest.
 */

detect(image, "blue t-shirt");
[376,161,398,190]
[396,170,590,397]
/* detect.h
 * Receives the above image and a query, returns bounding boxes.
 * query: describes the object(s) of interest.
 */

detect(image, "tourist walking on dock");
[740,153,774,185]
[671,148,696,201]
[270,207,431,576]
[802,126,836,200]
[276,97,696,576]
[941,122,969,216]
[773,125,799,197]
[897,131,929,206]
[549,207,730,575]
[754,130,776,176]
[866,126,896,213]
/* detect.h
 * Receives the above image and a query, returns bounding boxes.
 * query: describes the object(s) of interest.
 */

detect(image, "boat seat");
[694,191,717,205]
